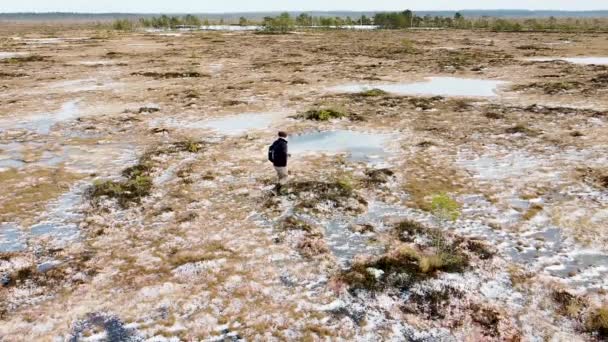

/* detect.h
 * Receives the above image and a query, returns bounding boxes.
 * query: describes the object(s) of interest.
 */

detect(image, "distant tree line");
[109,11,608,32]
[138,14,203,28]
[372,10,608,32]
[260,11,608,32]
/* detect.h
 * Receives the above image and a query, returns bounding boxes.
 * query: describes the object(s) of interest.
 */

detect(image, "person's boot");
[275,183,282,196]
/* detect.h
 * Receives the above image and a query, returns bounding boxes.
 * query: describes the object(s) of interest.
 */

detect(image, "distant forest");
[1,10,608,22]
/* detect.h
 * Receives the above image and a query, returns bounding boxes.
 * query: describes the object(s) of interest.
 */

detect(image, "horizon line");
[2,9,608,15]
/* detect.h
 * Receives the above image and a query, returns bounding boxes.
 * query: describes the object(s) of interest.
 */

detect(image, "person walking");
[268,131,289,194]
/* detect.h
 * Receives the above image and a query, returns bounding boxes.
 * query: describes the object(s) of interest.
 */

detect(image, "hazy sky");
[1,0,606,13]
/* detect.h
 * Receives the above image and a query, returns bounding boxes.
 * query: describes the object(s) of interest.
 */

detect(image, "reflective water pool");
[0,52,28,60]
[0,223,26,252]
[328,77,508,97]
[0,101,79,135]
[289,130,392,161]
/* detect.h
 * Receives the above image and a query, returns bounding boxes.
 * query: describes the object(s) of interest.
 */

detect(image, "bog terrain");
[0,25,608,341]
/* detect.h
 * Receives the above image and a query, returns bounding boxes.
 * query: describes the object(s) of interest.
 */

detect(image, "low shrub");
[339,244,468,291]
[552,289,585,317]
[431,193,460,221]
[340,219,471,291]
[173,139,203,153]
[279,216,315,233]
[506,124,537,136]
[364,168,394,184]
[514,81,582,95]
[403,285,463,319]
[288,179,367,213]
[400,38,417,53]
[90,176,153,207]
[296,236,330,258]
[522,204,543,220]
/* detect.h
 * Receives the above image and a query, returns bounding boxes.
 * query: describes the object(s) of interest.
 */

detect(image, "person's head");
[278,131,288,139]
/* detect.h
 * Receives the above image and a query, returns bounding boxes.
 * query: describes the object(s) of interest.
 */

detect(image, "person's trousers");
[274,166,288,184]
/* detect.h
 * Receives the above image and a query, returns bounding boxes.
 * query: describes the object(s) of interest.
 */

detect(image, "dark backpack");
[268,142,275,163]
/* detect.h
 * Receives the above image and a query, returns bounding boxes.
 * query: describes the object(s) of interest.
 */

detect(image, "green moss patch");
[357,88,388,97]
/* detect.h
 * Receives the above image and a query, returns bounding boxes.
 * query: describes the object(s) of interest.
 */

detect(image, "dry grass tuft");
[586,306,608,338]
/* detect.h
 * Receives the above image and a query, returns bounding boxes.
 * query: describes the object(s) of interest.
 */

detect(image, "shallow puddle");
[0,186,86,252]
[457,150,544,181]
[61,144,137,175]
[76,61,117,66]
[0,141,135,174]
[324,219,382,267]
[49,78,122,93]
[289,130,392,161]
[28,186,84,246]
[369,199,608,289]
[524,57,608,65]
[323,201,410,267]
[0,101,79,135]
[0,142,26,171]
[0,223,26,252]
[0,52,28,60]
[328,77,508,97]
[456,146,605,184]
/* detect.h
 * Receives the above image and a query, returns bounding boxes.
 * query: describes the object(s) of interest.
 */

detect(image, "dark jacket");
[269,138,288,167]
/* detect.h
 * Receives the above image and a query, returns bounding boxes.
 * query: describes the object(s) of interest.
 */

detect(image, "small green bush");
[336,176,355,193]
[301,108,346,121]
[431,193,460,221]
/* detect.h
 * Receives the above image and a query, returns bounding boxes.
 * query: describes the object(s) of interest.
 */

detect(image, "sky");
[0,0,606,13]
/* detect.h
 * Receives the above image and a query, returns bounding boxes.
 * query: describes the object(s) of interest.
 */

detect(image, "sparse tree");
[296,13,312,26]
[262,12,295,34]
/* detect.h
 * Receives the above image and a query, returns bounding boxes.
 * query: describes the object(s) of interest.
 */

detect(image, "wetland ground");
[1,24,608,341]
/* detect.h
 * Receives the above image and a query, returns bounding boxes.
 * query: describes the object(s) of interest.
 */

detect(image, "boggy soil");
[1,25,608,341]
